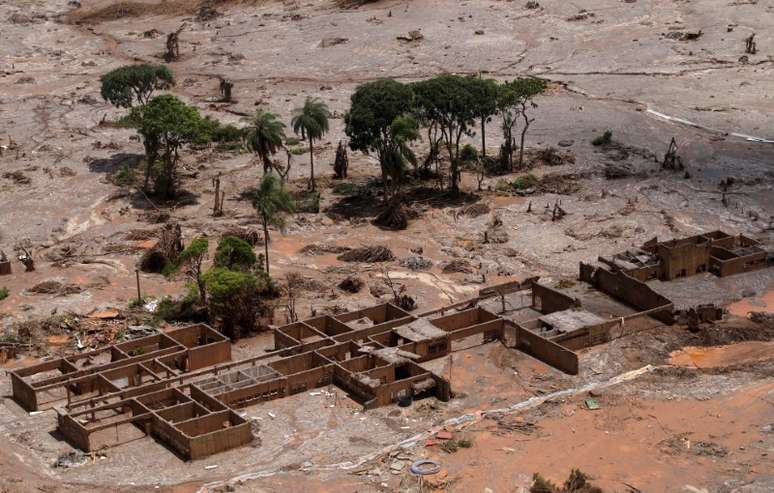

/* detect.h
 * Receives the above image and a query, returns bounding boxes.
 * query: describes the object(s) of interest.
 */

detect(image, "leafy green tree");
[467,76,498,158]
[511,78,547,169]
[496,81,520,170]
[130,95,210,198]
[412,75,478,193]
[100,64,174,108]
[252,173,295,276]
[345,80,419,198]
[177,237,209,304]
[291,97,330,191]
[245,109,286,174]
[203,267,261,339]
[214,236,257,271]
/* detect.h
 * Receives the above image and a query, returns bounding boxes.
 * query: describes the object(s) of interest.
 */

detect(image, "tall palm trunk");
[262,212,270,275]
[308,136,315,191]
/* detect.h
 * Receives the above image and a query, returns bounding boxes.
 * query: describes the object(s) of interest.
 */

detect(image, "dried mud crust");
[0,0,773,491]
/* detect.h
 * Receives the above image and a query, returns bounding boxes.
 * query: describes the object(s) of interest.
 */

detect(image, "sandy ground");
[0,0,773,491]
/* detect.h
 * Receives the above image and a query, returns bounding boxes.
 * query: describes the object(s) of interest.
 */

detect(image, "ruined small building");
[598,231,768,281]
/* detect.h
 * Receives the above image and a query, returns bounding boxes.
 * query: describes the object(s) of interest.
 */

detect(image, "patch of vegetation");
[460,143,479,162]
[331,181,360,196]
[592,130,612,146]
[127,347,146,356]
[284,136,300,146]
[511,173,539,190]
[112,164,137,186]
[214,236,256,271]
[0,287,9,301]
[439,438,473,454]
[128,296,146,308]
[530,469,604,493]
[289,146,305,156]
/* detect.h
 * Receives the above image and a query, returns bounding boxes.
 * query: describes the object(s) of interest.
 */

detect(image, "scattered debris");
[338,246,395,263]
[320,37,348,48]
[338,276,364,293]
[397,30,424,42]
[399,256,433,271]
[442,259,474,274]
[300,243,351,256]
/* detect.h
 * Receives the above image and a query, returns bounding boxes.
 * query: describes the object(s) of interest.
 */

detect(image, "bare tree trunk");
[519,111,530,170]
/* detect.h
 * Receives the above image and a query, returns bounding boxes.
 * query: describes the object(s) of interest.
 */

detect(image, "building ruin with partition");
[7,231,772,460]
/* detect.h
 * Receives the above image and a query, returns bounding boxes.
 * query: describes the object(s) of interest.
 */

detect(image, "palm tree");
[245,109,286,174]
[252,173,294,276]
[291,97,330,191]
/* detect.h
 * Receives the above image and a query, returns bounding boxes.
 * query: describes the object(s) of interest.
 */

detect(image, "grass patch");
[0,287,8,301]
[289,146,305,156]
[331,181,359,196]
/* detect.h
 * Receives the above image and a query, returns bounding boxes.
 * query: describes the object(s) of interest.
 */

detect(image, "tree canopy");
[245,110,286,174]
[100,64,174,108]
[213,236,257,271]
[291,97,330,191]
[129,94,210,197]
[345,80,418,196]
[412,75,479,193]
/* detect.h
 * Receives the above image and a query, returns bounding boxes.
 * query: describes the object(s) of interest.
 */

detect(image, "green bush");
[289,146,305,156]
[285,136,300,146]
[0,287,8,301]
[511,173,538,190]
[214,236,256,271]
[203,267,264,338]
[460,143,479,162]
[592,130,612,146]
[113,165,136,186]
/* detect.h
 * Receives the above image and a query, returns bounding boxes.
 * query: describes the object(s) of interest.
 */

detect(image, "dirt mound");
[28,280,82,296]
[337,246,394,263]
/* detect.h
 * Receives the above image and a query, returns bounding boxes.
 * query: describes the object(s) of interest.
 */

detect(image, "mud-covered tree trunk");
[262,211,271,276]
[308,136,316,191]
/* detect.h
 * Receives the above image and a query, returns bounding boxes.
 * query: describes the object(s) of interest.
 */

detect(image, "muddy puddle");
[669,341,774,369]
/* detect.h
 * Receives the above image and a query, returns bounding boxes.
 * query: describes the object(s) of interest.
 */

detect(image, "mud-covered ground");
[0,0,773,491]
